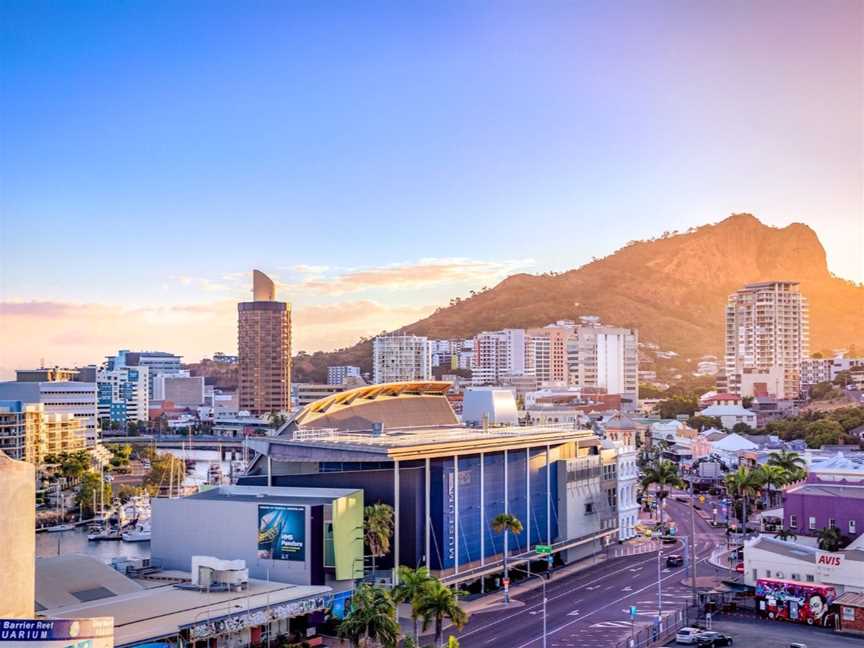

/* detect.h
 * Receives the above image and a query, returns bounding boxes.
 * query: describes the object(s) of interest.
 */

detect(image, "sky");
[1,0,862,377]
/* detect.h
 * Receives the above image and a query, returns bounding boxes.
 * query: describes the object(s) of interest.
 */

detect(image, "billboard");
[257,504,305,561]
[0,618,113,648]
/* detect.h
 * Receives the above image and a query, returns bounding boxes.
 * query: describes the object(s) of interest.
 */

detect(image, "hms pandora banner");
[257,504,306,561]
[0,618,113,648]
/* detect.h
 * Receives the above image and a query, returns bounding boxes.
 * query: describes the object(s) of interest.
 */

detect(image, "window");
[789,515,798,529]
[850,520,857,535]
[791,573,800,581]
[809,516,816,530]
[585,502,595,515]
[766,570,772,578]
[829,519,836,529]
[806,574,814,582]
[752,569,758,580]
[843,607,856,622]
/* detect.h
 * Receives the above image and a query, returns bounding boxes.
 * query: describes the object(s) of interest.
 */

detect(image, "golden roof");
[292,381,452,427]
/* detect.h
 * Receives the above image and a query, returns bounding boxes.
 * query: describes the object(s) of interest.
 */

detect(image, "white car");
[676,628,702,644]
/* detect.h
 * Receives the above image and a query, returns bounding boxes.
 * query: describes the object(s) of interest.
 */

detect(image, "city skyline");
[2,1,863,376]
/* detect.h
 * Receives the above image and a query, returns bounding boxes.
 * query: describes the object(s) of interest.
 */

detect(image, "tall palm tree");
[639,460,684,528]
[364,503,395,576]
[759,465,789,508]
[724,466,763,534]
[817,526,844,552]
[490,513,523,604]
[415,580,469,648]
[767,450,806,481]
[392,566,433,644]
[337,583,400,648]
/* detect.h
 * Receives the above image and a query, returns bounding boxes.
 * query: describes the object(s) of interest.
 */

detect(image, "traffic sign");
[502,578,510,588]
[629,606,637,620]
[536,544,552,554]
[699,495,705,503]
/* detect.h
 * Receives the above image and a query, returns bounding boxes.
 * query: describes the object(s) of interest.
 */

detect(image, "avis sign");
[816,551,843,577]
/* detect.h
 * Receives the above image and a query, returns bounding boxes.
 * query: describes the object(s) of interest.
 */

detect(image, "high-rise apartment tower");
[238,270,292,415]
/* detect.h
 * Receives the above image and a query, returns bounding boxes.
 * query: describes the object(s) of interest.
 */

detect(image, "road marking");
[621,586,632,591]
[590,621,632,628]
[567,609,581,616]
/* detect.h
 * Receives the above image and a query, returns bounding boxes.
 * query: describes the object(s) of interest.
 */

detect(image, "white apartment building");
[612,442,639,541]
[152,373,205,407]
[0,381,99,446]
[97,365,150,425]
[372,335,432,384]
[112,350,182,396]
[471,329,532,385]
[566,317,639,410]
[327,365,361,385]
[725,281,809,399]
[801,358,833,387]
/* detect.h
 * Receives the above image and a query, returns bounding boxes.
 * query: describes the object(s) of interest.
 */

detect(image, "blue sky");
[0,1,862,373]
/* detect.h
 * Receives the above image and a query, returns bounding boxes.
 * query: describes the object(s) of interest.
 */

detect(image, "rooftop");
[40,572,330,648]
[188,485,360,505]
[786,483,864,499]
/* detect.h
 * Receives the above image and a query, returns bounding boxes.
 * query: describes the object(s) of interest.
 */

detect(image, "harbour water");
[36,450,242,561]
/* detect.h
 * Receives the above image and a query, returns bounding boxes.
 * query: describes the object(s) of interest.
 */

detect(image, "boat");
[45,483,73,532]
[45,523,75,533]
[88,527,123,541]
[122,520,151,542]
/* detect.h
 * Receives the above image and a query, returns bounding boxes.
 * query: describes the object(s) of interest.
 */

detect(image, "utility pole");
[657,549,663,620]
[688,479,698,608]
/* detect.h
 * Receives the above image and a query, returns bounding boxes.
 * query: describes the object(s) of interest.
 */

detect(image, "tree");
[337,583,400,648]
[76,471,112,517]
[640,461,684,528]
[817,526,844,552]
[657,396,698,420]
[759,465,790,508]
[143,453,185,496]
[767,450,806,479]
[804,419,844,448]
[688,415,722,431]
[415,580,468,648]
[724,467,763,533]
[392,566,433,644]
[490,513,523,604]
[774,528,798,542]
[364,503,395,575]
[731,422,753,435]
[267,411,287,429]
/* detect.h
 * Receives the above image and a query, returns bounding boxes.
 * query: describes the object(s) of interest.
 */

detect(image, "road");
[451,495,722,648]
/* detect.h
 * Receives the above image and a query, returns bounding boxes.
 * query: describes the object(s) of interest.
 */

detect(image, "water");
[36,448,244,562]
[36,527,150,561]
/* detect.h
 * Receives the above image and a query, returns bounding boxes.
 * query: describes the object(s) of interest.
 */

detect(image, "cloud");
[280,257,535,296]
[0,298,437,379]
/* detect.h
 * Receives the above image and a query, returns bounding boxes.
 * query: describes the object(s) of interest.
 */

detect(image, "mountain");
[294,214,864,382]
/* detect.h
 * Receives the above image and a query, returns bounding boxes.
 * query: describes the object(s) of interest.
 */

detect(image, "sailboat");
[46,483,75,532]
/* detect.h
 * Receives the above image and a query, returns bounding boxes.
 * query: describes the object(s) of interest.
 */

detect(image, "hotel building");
[372,334,431,384]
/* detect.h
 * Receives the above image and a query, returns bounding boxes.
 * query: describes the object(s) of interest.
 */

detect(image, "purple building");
[783,476,864,541]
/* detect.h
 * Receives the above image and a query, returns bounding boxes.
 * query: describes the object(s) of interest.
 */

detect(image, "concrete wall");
[151,497,311,584]
[0,451,35,617]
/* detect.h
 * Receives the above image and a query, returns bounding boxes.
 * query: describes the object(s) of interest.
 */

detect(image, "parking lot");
[699,617,862,647]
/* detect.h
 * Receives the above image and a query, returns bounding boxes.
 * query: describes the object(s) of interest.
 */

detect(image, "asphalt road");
[451,494,722,648]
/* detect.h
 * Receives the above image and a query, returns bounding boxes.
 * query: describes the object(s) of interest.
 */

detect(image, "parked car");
[675,627,702,644]
[696,631,734,646]
[666,554,684,568]
[734,562,744,573]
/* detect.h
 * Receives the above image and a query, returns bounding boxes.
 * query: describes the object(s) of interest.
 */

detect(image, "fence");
[612,604,694,648]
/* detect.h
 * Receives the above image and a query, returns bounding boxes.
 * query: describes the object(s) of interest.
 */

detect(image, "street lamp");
[657,549,663,623]
[512,565,547,648]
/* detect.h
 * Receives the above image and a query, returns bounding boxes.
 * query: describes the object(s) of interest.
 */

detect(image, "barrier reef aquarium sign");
[257,504,306,561]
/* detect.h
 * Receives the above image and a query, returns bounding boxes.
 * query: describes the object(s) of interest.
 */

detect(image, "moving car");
[675,627,702,644]
[666,554,684,568]
[695,631,734,646]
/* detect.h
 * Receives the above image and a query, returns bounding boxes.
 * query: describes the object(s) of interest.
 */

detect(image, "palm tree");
[415,580,469,648]
[392,566,433,644]
[639,460,684,528]
[767,450,806,481]
[774,528,798,542]
[490,513,523,604]
[759,465,789,508]
[337,583,400,648]
[364,503,395,576]
[724,466,763,534]
[818,526,844,552]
